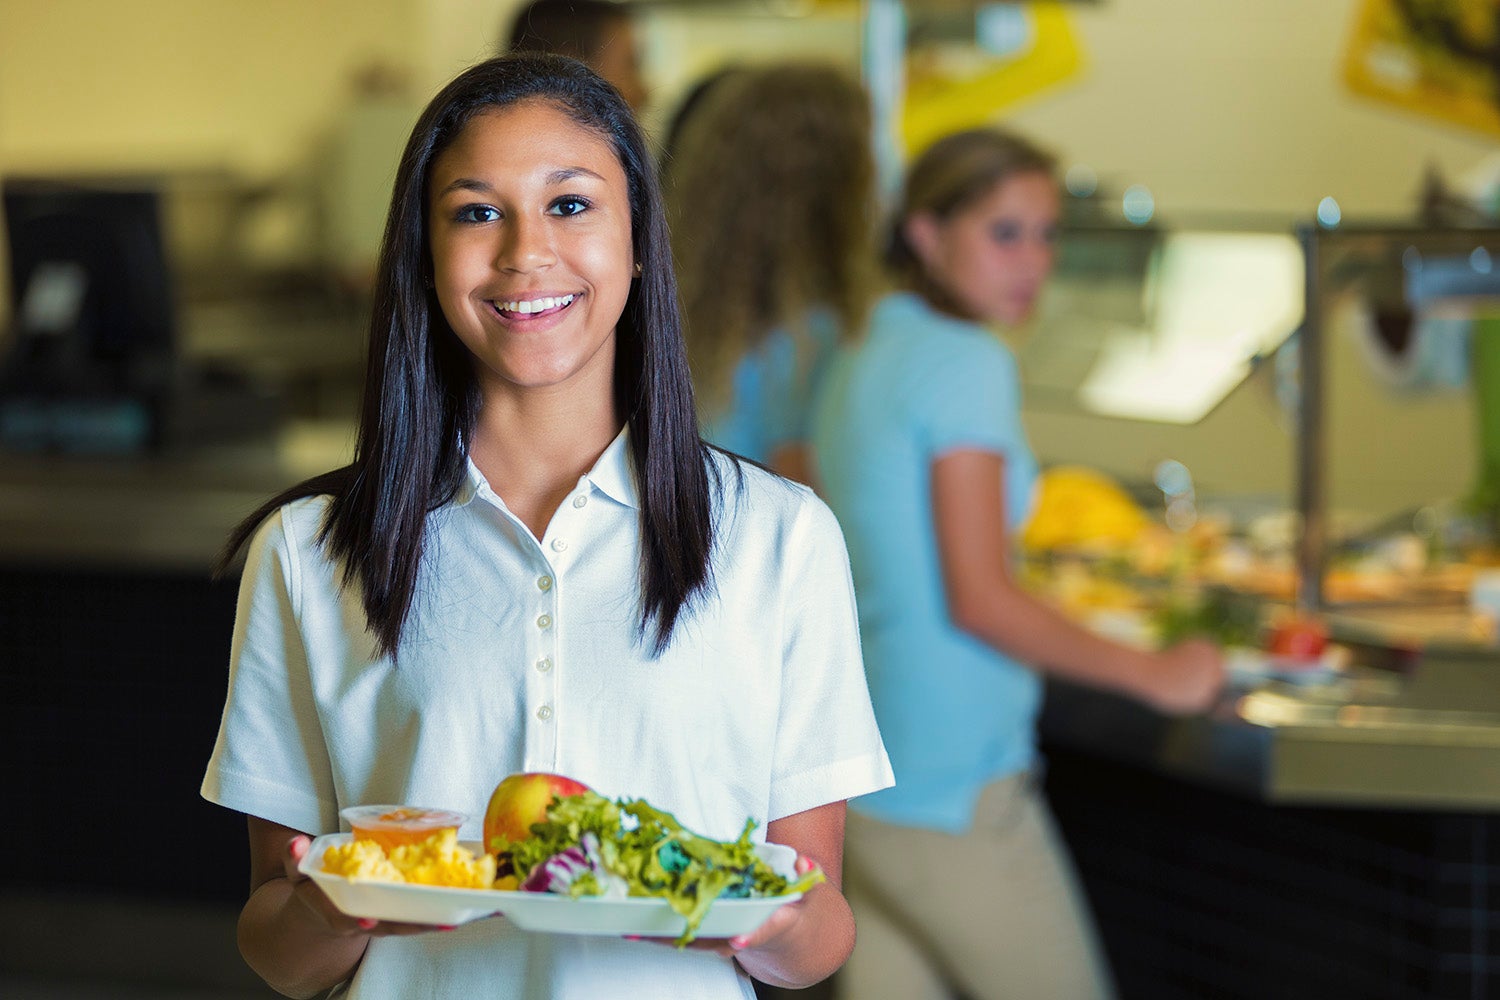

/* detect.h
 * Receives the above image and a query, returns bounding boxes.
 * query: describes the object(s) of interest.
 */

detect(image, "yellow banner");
[1343,0,1500,138]
[901,1,1085,156]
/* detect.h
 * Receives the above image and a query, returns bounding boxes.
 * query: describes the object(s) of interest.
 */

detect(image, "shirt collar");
[456,456,484,507]
[455,424,637,510]
[584,424,638,509]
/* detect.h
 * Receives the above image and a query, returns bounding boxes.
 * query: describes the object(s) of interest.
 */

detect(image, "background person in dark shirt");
[503,0,648,111]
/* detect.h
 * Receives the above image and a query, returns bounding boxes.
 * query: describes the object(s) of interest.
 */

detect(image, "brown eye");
[990,222,1022,245]
[548,196,591,217]
[456,205,500,224]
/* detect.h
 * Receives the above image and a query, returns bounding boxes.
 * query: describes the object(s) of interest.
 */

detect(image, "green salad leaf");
[493,791,824,946]
[1153,587,1261,648]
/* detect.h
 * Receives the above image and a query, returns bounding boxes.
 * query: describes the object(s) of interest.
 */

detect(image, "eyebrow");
[435,167,608,198]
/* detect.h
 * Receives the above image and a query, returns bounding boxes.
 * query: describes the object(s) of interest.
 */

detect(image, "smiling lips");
[491,293,578,320]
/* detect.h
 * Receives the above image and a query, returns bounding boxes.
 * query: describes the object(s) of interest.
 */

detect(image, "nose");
[496,215,557,273]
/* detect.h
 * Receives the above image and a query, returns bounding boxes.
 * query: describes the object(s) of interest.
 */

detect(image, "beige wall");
[0,0,426,316]
[995,0,1491,519]
[1005,0,1496,218]
[0,0,418,178]
[0,0,1488,519]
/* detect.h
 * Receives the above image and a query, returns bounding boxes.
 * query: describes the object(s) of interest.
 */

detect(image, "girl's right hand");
[1129,638,1226,715]
[281,834,453,938]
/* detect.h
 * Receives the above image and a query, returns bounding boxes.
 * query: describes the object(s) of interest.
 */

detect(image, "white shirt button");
[537,575,553,592]
[536,614,553,629]
[551,538,568,553]
[536,705,553,721]
[536,657,553,673]
[572,495,588,509]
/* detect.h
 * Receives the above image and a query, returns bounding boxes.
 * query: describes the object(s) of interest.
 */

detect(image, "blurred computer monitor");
[1,178,177,452]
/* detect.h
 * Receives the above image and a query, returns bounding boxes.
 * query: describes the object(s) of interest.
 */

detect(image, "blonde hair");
[887,128,1057,284]
[664,63,877,411]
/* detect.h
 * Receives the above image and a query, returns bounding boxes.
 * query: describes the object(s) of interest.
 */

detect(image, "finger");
[283,834,312,882]
[727,899,800,954]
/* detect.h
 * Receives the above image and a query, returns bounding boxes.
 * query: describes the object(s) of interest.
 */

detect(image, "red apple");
[483,772,590,853]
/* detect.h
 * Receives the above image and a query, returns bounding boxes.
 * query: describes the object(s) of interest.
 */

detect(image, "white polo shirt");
[202,428,892,1000]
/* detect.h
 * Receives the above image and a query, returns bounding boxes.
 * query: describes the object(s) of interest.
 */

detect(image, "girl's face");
[907,170,1060,326]
[428,100,635,404]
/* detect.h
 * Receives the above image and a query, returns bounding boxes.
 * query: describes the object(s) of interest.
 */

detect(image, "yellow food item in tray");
[391,829,497,888]
[323,837,403,882]
[1035,559,1144,614]
[324,828,497,889]
[1023,466,1148,553]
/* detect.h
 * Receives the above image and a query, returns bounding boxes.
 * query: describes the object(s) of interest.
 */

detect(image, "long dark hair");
[219,54,715,658]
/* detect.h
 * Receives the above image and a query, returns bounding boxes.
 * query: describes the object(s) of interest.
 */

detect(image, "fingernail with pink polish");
[438,925,457,932]
[729,935,750,950]
[357,918,377,930]
[623,934,641,941]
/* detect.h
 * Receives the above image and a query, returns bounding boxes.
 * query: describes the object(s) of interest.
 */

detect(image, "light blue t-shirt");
[811,291,1040,833]
[701,309,840,464]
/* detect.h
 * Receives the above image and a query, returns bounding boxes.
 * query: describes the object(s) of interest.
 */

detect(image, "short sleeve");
[768,493,893,821]
[761,316,841,451]
[200,508,339,834]
[916,334,1025,461]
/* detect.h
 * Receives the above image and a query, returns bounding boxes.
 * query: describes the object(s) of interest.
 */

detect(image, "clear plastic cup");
[341,805,467,853]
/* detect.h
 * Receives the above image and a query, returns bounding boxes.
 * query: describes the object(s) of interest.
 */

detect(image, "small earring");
[634,262,643,276]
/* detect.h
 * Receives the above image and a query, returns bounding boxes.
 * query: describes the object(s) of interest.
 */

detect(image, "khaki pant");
[837,773,1116,1000]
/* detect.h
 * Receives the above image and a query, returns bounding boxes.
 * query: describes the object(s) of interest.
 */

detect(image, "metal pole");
[860,0,906,209]
[1295,222,1325,614]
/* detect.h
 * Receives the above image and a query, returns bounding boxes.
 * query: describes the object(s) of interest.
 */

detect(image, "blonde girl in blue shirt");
[812,128,1224,1000]
[203,55,890,1000]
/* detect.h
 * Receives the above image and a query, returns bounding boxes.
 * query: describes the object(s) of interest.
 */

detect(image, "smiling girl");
[202,55,890,1000]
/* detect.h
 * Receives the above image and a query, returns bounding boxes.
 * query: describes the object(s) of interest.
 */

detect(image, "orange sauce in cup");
[341,805,466,853]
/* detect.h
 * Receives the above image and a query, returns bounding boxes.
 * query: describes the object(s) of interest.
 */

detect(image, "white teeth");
[497,294,575,314]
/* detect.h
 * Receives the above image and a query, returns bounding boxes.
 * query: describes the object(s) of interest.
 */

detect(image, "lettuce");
[492,791,824,946]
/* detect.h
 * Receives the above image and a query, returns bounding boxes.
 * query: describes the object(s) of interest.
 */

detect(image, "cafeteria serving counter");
[0,417,355,570]
[1038,649,1500,1000]
[1043,649,1500,811]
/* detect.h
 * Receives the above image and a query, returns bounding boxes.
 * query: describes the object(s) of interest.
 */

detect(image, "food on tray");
[316,780,817,944]
[1153,589,1261,649]
[1265,614,1330,661]
[489,780,824,946]
[323,828,497,889]
[1021,466,1148,554]
[322,838,403,882]
[1026,558,1145,617]
[484,771,592,847]
[341,805,466,853]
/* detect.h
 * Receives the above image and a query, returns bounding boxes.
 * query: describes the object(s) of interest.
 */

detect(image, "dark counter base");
[1,565,248,903]
[1043,743,1500,1000]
